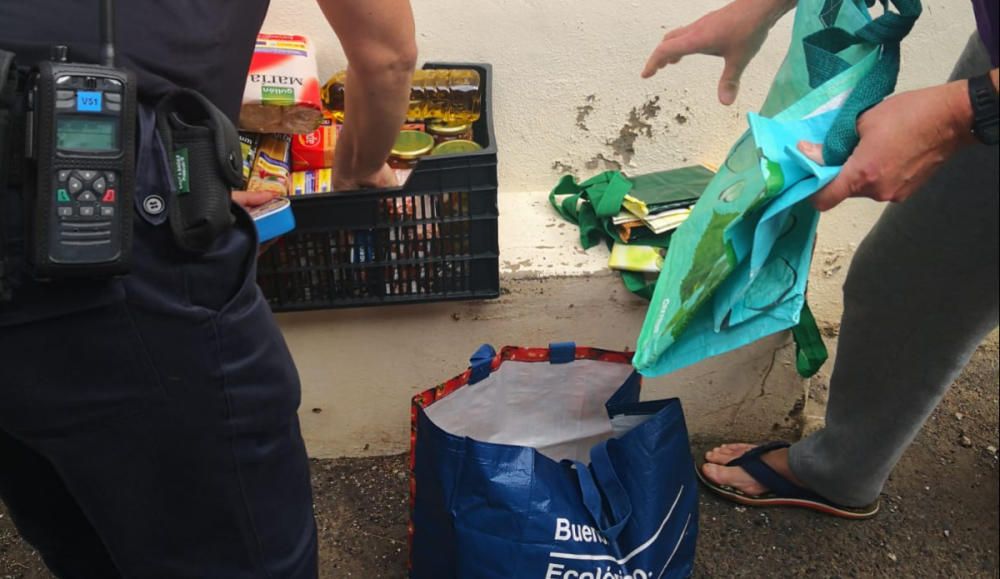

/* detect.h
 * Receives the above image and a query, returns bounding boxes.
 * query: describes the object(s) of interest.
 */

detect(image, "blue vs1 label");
[76,91,103,112]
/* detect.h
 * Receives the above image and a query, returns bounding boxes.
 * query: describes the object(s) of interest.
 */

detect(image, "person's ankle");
[760,448,807,488]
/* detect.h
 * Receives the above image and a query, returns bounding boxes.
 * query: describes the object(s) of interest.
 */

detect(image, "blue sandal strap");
[727,441,812,499]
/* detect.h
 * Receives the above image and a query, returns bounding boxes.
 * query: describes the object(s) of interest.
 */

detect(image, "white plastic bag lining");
[424,359,635,463]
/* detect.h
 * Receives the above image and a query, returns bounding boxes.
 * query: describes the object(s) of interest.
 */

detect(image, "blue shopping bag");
[410,343,698,578]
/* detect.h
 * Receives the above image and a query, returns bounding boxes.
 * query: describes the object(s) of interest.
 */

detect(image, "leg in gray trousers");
[788,34,1000,508]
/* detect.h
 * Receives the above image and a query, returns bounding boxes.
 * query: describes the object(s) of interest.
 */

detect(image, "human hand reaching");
[641,0,796,105]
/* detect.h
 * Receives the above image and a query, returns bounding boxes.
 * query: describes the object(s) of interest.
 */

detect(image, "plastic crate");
[256,63,499,311]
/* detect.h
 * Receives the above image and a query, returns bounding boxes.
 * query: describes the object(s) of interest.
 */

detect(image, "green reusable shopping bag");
[549,166,715,298]
[633,0,921,378]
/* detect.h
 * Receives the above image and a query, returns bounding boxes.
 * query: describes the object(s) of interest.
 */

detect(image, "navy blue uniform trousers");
[0,141,317,576]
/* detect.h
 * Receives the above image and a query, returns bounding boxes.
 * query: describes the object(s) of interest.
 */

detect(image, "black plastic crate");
[256,63,499,311]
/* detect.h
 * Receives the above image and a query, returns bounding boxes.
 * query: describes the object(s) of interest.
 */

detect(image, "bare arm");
[317,0,417,190]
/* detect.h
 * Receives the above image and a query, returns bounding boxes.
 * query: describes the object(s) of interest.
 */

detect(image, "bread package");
[240,34,323,134]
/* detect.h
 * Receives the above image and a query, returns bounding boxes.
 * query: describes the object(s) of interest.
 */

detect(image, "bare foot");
[701,443,806,497]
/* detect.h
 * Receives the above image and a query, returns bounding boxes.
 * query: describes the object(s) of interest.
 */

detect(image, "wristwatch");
[968,73,999,145]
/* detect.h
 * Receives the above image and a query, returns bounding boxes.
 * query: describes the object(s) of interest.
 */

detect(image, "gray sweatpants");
[788,34,1000,508]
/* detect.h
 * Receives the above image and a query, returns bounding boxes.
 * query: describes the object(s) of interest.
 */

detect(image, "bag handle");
[791,301,828,377]
[571,439,633,542]
[549,341,576,364]
[468,344,496,385]
[468,343,578,383]
[803,0,922,165]
[548,171,633,250]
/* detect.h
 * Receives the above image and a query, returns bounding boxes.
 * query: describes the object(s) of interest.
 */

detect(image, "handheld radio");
[24,0,135,279]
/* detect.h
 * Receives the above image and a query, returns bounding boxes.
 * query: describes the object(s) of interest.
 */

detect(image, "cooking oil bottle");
[322,68,481,124]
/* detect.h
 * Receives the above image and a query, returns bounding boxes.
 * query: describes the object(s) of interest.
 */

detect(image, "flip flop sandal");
[696,441,880,520]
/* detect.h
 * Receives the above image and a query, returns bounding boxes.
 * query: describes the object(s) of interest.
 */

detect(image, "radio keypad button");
[67,177,84,194]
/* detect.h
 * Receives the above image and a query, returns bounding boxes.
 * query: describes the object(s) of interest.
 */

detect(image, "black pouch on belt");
[155,88,243,254]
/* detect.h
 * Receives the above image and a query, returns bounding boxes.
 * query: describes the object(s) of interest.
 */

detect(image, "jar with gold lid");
[427,120,474,144]
[389,130,435,170]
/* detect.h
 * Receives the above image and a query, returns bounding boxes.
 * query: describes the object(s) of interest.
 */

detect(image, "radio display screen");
[57,116,118,152]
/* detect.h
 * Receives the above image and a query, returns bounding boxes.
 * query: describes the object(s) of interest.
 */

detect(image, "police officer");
[0,1,416,576]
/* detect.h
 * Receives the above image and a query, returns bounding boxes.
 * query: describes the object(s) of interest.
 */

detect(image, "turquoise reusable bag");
[633,0,921,377]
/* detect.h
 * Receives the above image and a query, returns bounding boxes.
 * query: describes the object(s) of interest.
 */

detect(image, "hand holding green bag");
[634,0,920,378]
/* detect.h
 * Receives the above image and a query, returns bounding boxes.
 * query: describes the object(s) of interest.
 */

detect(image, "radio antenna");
[99,0,116,66]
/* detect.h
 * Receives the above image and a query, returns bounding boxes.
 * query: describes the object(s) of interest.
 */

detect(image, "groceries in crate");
[238,48,484,197]
[238,48,490,296]
[291,112,338,171]
[426,120,473,142]
[389,130,435,170]
[322,68,481,125]
[239,133,260,185]
[253,63,497,309]
[430,139,481,156]
[240,34,323,134]
[246,134,292,197]
[291,168,333,196]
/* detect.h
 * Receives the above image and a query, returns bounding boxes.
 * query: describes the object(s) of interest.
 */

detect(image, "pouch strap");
[155,89,243,188]
[155,89,242,253]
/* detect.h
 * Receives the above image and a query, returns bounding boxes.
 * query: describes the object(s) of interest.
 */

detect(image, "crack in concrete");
[757,345,781,399]
[726,344,783,427]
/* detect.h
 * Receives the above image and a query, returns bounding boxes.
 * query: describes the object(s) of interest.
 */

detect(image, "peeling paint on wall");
[584,153,623,172]
[551,160,575,174]
[605,96,662,166]
[553,95,699,177]
[575,94,596,131]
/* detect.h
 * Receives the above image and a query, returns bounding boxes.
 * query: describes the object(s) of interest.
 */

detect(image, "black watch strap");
[968,73,999,145]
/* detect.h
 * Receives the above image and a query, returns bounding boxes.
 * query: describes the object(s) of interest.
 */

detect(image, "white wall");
[263,0,975,194]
